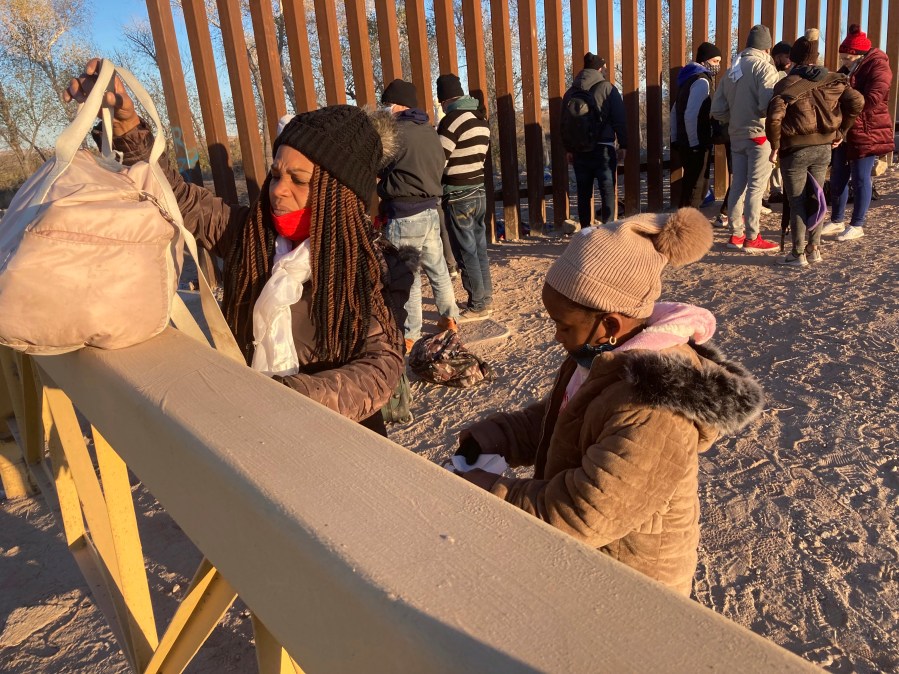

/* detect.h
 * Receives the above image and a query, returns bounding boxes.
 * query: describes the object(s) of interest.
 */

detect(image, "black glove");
[455,435,483,465]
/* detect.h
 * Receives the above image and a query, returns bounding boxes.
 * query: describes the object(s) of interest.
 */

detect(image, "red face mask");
[271,208,312,242]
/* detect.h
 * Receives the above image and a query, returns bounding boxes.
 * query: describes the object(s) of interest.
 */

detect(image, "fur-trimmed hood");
[620,341,765,436]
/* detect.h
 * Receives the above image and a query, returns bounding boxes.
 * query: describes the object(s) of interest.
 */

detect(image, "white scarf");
[251,236,312,376]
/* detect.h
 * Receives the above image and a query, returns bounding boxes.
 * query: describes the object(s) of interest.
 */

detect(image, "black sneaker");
[458,307,493,322]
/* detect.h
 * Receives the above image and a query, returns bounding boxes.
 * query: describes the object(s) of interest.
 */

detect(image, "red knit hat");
[839,24,871,55]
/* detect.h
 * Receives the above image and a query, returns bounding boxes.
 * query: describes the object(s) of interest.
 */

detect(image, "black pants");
[678,146,712,208]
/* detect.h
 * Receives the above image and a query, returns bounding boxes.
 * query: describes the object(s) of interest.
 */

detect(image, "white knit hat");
[545,208,712,318]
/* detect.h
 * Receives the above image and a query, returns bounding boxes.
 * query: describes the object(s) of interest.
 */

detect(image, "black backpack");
[561,82,605,153]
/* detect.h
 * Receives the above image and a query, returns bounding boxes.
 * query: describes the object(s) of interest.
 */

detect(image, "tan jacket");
[464,343,764,596]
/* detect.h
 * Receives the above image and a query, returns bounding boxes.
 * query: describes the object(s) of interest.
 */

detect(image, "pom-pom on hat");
[584,52,606,70]
[695,42,721,63]
[790,28,820,65]
[273,105,397,209]
[840,24,871,55]
[545,208,713,319]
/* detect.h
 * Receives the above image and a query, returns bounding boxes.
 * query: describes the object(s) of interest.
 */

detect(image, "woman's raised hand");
[63,57,140,137]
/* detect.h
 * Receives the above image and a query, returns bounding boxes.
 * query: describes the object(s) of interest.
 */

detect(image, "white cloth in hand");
[444,453,508,475]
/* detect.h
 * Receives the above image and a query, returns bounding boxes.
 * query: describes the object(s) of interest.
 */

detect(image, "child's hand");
[461,468,500,491]
[455,433,483,464]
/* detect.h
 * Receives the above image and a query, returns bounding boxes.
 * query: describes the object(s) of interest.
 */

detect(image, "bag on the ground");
[0,60,241,360]
[409,330,494,388]
[561,83,604,153]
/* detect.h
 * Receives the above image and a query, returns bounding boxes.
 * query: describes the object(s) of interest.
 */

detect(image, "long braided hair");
[223,169,400,366]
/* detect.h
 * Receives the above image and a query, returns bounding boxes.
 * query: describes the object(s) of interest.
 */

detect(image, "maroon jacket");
[845,48,894,159]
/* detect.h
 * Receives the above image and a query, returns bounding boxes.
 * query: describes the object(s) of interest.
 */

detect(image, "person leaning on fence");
[671,41,722,208]
[711,24,780,253]
[766,30,864,267]
[65,60,405,437]
[454,209,764,596]
[822,25,894,243]
[378,79,460,352]
[435,73,494,322]
[562,52,628,225]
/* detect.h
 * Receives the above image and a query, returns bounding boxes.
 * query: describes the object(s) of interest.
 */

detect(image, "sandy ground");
[3,170,899,672]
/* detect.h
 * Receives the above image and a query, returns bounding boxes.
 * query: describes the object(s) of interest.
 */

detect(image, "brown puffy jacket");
[114,122,404,429]
[766,66,864,153]
[845,48,894,160]
[463,342,763,596]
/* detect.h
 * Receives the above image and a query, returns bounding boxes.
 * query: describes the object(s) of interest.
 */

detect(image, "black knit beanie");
[584,52,606,70]
[381,79,419,109]
[695,42,722,63]
[436,73,465,102]
[772,41,792,58]
[272,105,384,209]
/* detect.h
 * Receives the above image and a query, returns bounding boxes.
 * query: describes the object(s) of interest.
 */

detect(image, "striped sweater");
[437,97,491,193]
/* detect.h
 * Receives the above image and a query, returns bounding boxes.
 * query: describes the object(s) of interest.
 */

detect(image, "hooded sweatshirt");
[377,108,446,218]
[711,48,780,141]
[566,68,628,149]
[671,62,714,148]
[437,96,491,193]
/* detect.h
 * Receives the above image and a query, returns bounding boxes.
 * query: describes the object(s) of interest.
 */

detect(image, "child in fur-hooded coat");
[456,208,764,596]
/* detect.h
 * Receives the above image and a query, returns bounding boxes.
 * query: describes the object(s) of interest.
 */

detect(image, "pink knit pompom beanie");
[545,208,713,318]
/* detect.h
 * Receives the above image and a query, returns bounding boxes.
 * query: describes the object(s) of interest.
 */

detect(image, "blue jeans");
[830,144,877,228]
[573,144,617,224]
[384,209,459,341]
[443,187,493,311]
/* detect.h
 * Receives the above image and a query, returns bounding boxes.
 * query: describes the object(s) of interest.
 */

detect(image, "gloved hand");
[455,434,483,465]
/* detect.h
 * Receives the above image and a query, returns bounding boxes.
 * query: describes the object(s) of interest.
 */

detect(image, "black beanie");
[772,41,793,58]
[381,79,419,109]
[272,105,385,209]
[695,42,722,63]
[584,52,606,70]
[436,73,465,102]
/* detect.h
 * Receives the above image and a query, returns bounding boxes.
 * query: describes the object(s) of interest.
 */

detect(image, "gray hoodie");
[710,48,779,141]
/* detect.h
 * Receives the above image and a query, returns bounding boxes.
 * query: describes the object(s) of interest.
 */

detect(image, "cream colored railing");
[1,329,818,673]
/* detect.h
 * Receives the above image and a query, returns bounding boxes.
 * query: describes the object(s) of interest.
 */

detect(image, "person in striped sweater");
[436,74,494,321]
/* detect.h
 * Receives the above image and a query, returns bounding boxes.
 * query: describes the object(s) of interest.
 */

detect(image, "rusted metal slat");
[313,0,347,104]
[761,0,778,43]
[145,0,202,185]
[434,0,459,75]
[714,0,732,201]
[545,0,569,227]
[738,0,755,52]
[374,0,403,85]
[490,0,521,239]
[462,0,497,242]
[848,0,863,27]
[281,0,318,113]
[248,0,287,148]
[824,0,841,71]
[869,0,884,48]
[620,0,640,215]
[519,0,545,234]
[668,0,686,208]
[215,0,265,204]
[806,0,821,37]
[693,0,709,48]
[405,0,434,122]
[570,0,589,77]
[887,0,899,163]
[646,0,663,211]
[596,0,616,83]
[783,0,799,43]
[180,0,238,204]
[345,0,376,106]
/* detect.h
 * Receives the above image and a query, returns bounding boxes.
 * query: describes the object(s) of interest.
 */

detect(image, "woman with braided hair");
[65,60,405,436]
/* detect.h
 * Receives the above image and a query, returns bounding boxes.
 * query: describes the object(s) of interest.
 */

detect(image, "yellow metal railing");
[1,330,819,673]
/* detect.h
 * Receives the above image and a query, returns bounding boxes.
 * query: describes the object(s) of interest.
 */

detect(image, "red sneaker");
[743,235,779,253]
[727,235,746,249]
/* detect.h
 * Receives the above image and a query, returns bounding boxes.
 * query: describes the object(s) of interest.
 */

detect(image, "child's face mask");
[571,340,616,369]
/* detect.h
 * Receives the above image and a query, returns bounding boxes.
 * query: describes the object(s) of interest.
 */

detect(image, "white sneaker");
[713,214,728,228]
[837,225,864,241]
[821,220,846,236]
[760,205,773,215]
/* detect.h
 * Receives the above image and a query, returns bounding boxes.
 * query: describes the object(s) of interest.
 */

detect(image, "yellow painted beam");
[0,348,26,443]
[144,558,237,674]
[0,438,35,498]
[94,426,159,669]
[252,614,305,674]
[17,355,43,464]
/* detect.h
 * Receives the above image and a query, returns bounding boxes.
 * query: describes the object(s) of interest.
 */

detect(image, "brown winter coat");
[464,342,764,596]
[766,67,864,153]
[114,121,404,427]
[845,48,894,160]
